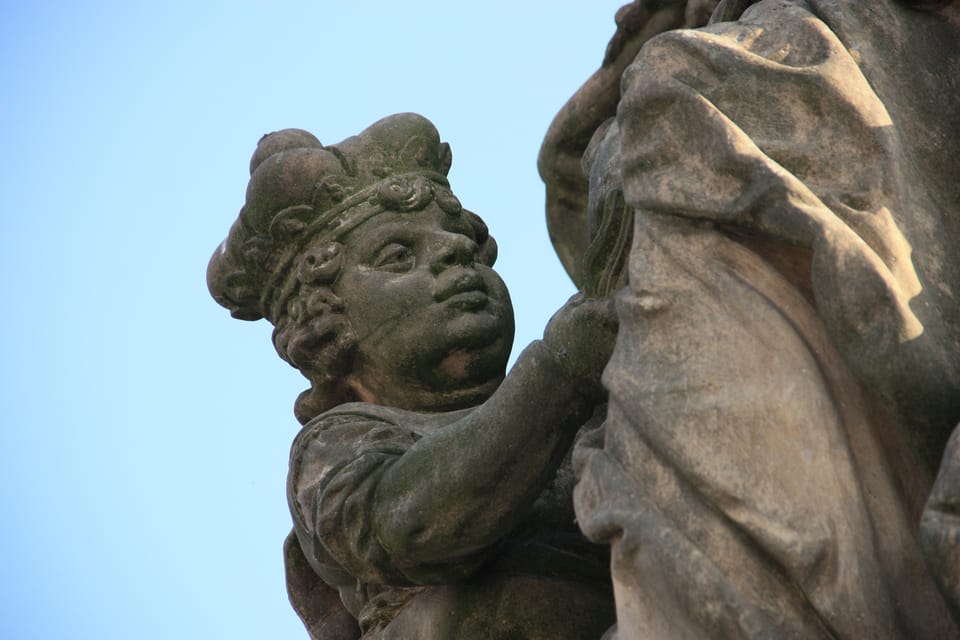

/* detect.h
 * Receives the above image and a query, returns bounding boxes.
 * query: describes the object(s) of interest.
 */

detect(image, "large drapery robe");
[573,1,960,637]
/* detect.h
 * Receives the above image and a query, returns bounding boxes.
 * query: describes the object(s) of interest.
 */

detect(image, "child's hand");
[543,294,619,399]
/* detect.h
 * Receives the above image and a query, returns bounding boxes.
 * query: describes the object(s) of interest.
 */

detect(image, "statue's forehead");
[339,204,474,248]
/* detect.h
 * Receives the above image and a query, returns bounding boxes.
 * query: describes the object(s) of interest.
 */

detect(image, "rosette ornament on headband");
[208,113,470,324]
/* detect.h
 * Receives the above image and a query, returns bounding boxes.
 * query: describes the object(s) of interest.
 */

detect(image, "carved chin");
[438,349,472,380]
[432,343,507,395]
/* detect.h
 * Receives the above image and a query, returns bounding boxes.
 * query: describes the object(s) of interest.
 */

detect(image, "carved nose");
[430,233,477,274]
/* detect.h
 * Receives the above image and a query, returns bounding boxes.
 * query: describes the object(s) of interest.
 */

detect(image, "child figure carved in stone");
[208,113,617,639]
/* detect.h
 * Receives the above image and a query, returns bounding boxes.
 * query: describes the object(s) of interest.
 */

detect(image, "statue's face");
[332,201,514,411]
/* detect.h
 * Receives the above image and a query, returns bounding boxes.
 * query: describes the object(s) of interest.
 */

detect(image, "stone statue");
[539,0,960,638]
[208,113,617,639]
[210,1,960,637]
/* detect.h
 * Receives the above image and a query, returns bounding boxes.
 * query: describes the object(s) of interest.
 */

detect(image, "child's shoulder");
[291,402,472,460]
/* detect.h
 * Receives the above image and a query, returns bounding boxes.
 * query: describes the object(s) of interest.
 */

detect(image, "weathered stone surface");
[210,1,960,637]
[539,0,960,637]
[921,423,960,624]
[209,113,617,638]
[539,0,720,286]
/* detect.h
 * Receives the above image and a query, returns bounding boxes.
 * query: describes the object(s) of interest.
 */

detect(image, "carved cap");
[208,113,455,322]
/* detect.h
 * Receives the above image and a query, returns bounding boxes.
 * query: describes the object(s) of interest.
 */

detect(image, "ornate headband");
[208,113,463,323]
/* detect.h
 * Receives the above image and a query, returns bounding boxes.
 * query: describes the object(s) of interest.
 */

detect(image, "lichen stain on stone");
[439,349,471,380]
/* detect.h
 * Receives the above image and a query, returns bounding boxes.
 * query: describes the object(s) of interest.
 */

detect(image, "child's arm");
[372,295,617,571]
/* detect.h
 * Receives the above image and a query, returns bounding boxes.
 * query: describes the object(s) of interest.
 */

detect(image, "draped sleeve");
[287,403,491,615]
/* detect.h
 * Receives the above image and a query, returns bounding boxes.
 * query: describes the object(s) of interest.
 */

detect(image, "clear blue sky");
[0,2,625,638]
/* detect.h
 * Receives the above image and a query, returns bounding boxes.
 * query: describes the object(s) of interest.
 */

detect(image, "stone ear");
[269,205,315,240]
[297,242,343,285]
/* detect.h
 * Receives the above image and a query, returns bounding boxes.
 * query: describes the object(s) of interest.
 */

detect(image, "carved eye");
[372,243,415,273]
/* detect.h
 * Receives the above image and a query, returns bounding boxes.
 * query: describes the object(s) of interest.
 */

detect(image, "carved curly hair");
[209,114,500,424]
[273,277,358,425]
